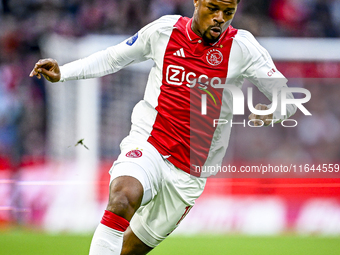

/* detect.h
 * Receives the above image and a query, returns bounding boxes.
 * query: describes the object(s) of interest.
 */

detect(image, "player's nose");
[213,10,225,24]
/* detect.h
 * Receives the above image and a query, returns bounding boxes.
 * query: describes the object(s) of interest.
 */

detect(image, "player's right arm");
[29,15,169,83]
[29,32,150,83]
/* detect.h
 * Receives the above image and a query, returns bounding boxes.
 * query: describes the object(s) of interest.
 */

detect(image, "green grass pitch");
[1,230,339,255]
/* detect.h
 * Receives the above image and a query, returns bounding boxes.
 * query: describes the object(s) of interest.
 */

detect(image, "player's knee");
[107,190,140,221]
[107,176,144,221]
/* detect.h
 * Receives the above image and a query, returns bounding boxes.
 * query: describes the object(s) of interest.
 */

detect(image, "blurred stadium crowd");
[0,0,340,170]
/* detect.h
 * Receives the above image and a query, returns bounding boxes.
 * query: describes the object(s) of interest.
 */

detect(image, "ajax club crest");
[206,49,223,66]
[126,149,143,158]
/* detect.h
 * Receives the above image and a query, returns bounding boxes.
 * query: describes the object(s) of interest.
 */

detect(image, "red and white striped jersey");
[60,15,296,177]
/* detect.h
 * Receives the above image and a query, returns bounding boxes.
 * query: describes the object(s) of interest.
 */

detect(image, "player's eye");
[208,6,218,12]
[224,11,234,16]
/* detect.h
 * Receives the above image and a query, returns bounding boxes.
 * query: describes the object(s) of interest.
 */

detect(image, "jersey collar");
[186,19,201,42]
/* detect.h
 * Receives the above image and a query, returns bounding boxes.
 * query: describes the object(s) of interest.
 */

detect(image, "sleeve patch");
[126,33,138,46]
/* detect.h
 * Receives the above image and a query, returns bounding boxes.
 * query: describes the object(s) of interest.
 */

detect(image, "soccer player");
[30,0,296,254]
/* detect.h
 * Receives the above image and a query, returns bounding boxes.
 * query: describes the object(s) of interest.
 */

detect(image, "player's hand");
[29,58,61,83]
[248,104,273,126]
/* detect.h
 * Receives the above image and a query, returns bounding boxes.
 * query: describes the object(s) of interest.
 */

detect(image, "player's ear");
[193,0,199,9]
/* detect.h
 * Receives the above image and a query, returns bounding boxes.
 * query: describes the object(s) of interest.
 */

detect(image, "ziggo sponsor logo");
[166,64,223,87]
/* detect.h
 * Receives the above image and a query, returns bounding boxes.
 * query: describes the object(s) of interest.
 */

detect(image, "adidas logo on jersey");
[173,48,185,58]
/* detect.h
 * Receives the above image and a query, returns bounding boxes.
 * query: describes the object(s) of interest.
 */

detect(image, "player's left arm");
[247,65,297,126]
[240,32,297,125]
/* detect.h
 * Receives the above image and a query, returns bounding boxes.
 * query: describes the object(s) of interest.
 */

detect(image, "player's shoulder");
[234,29,261,48]
[233,29,269,58]
[155,15,183,25]
[141,15,182,35]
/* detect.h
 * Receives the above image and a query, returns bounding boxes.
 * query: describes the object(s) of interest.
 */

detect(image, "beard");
[202,19,233,44]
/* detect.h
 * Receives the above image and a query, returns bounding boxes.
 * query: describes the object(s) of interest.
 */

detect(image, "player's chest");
[161,30,234,87]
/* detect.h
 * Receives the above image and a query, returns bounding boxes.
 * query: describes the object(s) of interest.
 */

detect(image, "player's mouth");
[210,26,221,37]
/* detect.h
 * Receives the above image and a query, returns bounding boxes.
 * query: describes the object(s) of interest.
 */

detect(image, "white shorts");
[109,131,207,247]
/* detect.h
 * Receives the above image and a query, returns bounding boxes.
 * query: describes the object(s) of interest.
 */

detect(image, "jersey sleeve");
[236,30,297,122]
[59,20,156,82]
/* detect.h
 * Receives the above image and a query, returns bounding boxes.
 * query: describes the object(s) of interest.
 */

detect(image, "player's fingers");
[255,104,268,114]
[256,104,272,126]
[40,68,60,82]
[36,58,53,67]
[29,68,41,78]
[249,104,268,126]
[263,119,271,126]
[254,104,268,125]
[248,113,261,126]
[253,105,262,120]
[29,59,55,76]
[39,68,53,77]
[255,119,263,126]
[34,72,41,79]
[248,112,255,120]
[29,61,45,77]
[248,113,255,125]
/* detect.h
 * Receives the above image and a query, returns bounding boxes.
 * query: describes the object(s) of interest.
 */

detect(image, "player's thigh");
[129,162,207,248]
[109,133,165,204]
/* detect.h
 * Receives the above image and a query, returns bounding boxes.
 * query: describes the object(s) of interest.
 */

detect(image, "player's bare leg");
[121,227,153,255]
[89,176,144,255]
[106,176,143,221]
